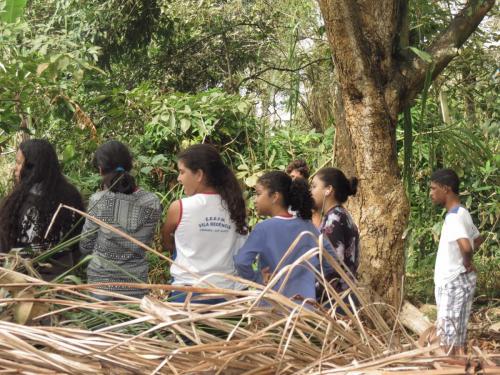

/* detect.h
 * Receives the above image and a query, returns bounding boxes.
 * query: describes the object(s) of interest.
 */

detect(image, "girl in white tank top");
[161,144,247,296]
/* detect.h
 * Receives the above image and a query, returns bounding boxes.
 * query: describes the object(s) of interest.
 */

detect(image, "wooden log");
[400,300,433,335]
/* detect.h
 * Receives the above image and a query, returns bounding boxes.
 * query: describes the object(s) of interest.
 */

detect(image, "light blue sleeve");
[320,236,338,276]
[310,222,338,276]
[234,224,265,284]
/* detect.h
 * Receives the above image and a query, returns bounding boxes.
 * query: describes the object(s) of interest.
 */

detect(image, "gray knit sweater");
[80,189,162,298]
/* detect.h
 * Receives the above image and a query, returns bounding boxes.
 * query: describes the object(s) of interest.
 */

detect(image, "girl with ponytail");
[234,171,323,301]
[310,167,360,297]
[80,140,162,299]
[161,144,248,302]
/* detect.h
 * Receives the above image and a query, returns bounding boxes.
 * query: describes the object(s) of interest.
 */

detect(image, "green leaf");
[62,144,76,161]
[73,69,84,82]
[140,166,153,174]
[245,174,259,187]
[0,0,27,23]
[36,62,49,76]
[431,222,442,242]
[57,56,70,71]
[268,149,276,167]
[180,118,191,133]
[151,154,167,164]
[409,47,433,63]
[237,101,248,113]
[169,113,176,128]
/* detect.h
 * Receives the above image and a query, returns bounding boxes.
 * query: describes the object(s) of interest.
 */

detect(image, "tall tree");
[317,0,495,303]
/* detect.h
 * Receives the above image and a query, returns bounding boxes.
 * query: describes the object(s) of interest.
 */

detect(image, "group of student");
[0,138,481,354]
[0,139,359,305]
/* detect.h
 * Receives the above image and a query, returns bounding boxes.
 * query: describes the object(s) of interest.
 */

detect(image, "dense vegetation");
[0,0,498,304]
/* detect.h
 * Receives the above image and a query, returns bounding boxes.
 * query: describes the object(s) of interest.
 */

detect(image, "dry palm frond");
[0,206,497,374]
[1,266,498,374]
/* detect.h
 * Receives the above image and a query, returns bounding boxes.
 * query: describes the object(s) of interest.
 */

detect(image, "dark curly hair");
[315,167,358,203]
[286,159,310,179]
[258,171,314,220]
[178,144,247,234]
[0,139,84,252]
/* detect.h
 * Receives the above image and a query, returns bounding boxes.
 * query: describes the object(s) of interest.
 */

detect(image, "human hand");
[464,262,476,273]
[261,267,271,284]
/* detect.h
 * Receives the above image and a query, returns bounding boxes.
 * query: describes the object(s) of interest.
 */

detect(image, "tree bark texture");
[302,61,336,133]
[318,0,495,303]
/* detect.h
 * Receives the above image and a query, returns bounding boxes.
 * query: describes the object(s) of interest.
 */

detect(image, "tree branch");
[236,58,329,88]
[396,0,495,110]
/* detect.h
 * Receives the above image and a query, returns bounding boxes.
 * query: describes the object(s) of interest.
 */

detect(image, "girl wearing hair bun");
[80,140,162,299]
[234,171,329,301]
[310,167,360,298]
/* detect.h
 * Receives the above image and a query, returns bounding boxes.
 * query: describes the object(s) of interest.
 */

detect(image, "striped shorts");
[435,272,477,347]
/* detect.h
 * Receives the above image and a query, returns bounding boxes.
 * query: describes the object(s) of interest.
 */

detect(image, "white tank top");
[171,193,246,289]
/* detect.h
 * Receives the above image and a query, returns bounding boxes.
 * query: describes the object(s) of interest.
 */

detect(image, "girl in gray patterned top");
[80,141,161,299]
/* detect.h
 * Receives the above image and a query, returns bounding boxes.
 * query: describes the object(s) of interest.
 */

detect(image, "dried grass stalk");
[0,206,497,374]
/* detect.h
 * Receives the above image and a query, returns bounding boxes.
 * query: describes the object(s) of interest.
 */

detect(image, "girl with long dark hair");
[234,171,322,301]
[80,140,161,299]
[310,167,360,297]
[161,144,247,301]
[0,139,84,280]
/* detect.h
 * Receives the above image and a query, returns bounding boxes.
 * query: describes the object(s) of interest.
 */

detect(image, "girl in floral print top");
[310,168,360,295]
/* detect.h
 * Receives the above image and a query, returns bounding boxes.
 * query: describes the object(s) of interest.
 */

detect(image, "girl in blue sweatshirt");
[234,171,320,301]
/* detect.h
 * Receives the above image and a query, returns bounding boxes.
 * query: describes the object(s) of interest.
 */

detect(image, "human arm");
[319,215,344,277]
[234,225,264,284]
[447,213,478,273]
[471,220,484,251]
[160,200,181,255]
[457,238,475,273]
[319,235,339,277]
[473,235,484,251]
[79,197,99,256]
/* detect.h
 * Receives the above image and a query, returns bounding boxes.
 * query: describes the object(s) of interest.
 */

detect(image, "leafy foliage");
[0,0,497,303]
[0,0,27,23]
[400,1,499,302]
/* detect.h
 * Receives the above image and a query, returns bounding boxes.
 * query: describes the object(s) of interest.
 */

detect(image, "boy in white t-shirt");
[429,169,484,355]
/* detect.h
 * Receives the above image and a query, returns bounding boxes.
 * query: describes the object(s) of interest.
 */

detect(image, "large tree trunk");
[319,0,408,302]
[333,90,409,303]
[318,0,495,303]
